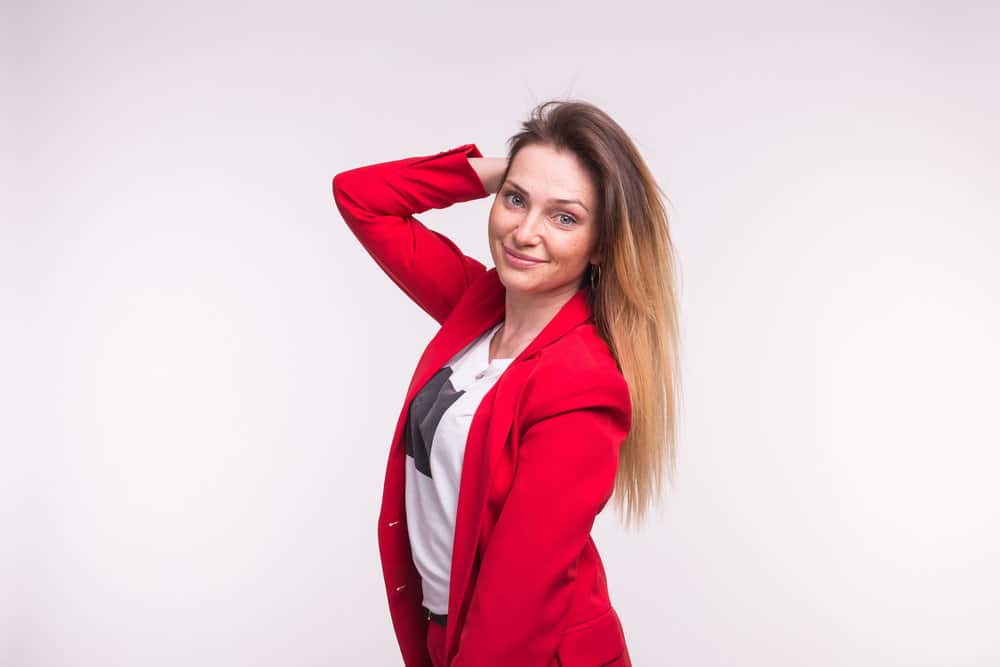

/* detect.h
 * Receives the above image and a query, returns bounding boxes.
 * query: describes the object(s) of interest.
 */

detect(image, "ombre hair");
[499,99,682,530]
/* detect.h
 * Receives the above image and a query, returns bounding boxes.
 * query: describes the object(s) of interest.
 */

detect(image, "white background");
[3,1,998,665]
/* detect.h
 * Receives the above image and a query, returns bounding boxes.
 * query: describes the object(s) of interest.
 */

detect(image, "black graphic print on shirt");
[405,365,465,478]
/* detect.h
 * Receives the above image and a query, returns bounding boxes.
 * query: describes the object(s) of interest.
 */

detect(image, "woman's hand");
[467,156,509,195]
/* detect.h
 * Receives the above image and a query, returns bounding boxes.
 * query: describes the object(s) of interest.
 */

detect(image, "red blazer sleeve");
[451,353,632,666]
[331,143,491,325]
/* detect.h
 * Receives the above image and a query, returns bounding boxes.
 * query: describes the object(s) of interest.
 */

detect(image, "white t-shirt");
[404,320,514,615]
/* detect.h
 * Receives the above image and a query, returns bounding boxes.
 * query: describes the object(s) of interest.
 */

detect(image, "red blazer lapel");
[404,271,506,406]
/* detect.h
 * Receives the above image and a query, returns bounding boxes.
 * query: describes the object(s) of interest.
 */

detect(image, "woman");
[332,99,680,667]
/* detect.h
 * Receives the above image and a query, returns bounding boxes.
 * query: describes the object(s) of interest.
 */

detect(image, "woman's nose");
[513,212,545,242]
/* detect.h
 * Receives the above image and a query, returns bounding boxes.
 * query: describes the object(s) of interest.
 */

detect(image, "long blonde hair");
[501,99,682,530]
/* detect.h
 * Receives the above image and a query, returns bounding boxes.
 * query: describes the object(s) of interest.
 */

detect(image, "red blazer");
[332,143,634,667]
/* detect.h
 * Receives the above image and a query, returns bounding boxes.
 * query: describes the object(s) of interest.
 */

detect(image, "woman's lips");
[504,246,546,269]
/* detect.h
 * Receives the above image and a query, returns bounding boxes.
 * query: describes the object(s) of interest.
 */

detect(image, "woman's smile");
[503,245,548,269]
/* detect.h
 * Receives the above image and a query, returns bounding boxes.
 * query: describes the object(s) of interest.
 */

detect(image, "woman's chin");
[498,267,553,293]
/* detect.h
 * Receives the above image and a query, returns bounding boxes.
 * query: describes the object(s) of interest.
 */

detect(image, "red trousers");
[425,616,634,666]
[426,619,448,667]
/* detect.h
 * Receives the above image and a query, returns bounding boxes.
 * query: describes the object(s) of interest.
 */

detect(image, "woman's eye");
[505,192,576,227]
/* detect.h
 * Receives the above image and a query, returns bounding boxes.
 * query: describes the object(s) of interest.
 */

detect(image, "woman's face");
[488,143,600,296]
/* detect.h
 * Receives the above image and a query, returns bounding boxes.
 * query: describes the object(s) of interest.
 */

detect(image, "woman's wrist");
[467,156,509,195]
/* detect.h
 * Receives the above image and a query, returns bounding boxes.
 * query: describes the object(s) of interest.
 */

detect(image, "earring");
[589,263,601,290]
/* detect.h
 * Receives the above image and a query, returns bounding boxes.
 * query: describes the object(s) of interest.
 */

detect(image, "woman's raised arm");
[332,143,493,325]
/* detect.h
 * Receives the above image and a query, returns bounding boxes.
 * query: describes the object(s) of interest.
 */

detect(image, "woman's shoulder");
[519,321,630,424]
[537,321,622,377]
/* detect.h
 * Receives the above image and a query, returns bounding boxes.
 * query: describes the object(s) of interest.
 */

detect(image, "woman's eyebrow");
[505,179,590,213]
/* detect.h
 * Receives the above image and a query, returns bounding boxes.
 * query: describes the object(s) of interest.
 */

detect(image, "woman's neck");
[491,284,579,361]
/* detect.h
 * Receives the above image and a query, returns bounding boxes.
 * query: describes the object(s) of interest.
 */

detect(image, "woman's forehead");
[508,145,595,207]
